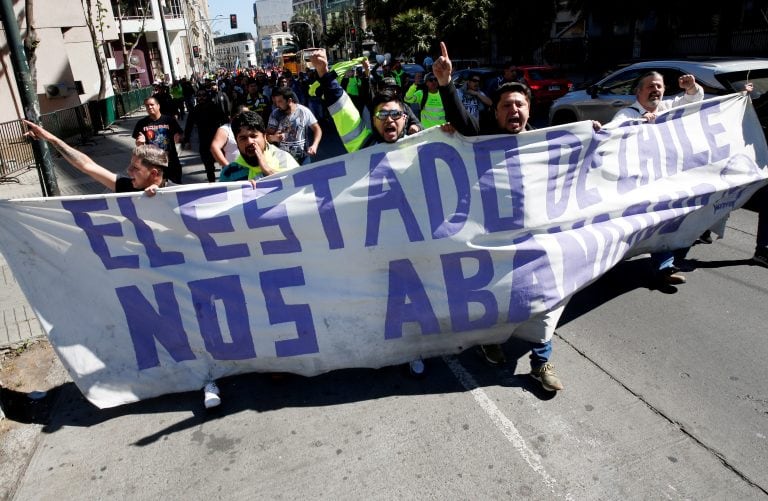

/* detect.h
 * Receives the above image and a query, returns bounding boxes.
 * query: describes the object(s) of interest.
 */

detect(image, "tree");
[81,0,111,99]
[115,0,152,90]
[389,9,436,61]
[291,5,322,49]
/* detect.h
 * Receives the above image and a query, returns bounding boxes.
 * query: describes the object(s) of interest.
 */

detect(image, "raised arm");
[23,119,117,191]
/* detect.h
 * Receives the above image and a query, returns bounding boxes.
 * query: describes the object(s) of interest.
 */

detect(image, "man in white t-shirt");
[266,86,322,164]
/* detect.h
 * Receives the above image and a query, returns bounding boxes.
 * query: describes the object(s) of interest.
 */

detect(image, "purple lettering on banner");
[507,235,559,323]
[292,161,347,249]
[699,101,730,163]
[260,267,319,357]
[178,187,250,261]
[189,275,256,360]
[623,202,654,247]
[545,130,582,219]
[115,282,195,370]
[116,197,185,267]
[441,250,498,331]
[242,181,301,255]
[418,142,470,239]
[617,128,639,195]
[589,213,628,273]
[554,228,598,297]
[656,119,680,177]
[656,193,690,234]
[576,133,604,209]
[366,152,424,247]
[472,136,524,232]
[62,199,138,270]
[637,124,662,186]
[668,108,709,171]
[384,259,440,339]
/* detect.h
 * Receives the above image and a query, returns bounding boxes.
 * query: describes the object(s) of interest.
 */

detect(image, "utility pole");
[0,0,59,196]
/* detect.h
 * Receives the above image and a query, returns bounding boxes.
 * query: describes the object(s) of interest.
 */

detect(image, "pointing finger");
[440,41,448,59]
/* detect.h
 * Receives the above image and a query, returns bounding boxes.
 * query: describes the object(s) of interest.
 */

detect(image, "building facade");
[0,0,213,123]
[214,33,259,70]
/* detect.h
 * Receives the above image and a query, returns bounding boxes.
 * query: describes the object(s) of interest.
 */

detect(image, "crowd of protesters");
[25,44,768,410]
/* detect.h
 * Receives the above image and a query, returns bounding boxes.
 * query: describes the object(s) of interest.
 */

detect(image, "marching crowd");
[22,43,768,410]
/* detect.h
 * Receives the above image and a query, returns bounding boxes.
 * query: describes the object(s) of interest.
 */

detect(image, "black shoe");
[657,267,686,286]
[697,230,713,244]
[753,247,768,268]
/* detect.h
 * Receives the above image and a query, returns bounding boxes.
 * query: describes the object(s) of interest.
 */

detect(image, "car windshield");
[598,66,724,96]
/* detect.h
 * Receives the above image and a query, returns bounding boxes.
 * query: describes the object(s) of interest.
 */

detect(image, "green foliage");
[390,9,437,59]
[291,5,322,49]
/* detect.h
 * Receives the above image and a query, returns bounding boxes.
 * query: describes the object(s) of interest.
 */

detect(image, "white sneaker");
[203,381,221,409]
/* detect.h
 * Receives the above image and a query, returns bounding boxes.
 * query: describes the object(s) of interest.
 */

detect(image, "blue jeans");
[527,340,552,368]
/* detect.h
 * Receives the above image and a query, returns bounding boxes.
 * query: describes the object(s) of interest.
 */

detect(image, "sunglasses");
[470,79,481,83]
[426,78,438,82]
[374,109,405,120]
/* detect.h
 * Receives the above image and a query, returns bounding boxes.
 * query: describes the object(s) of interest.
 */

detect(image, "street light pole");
[290,21,315,48]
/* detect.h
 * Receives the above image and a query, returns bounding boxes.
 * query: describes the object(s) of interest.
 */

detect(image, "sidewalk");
[0,112,207,349]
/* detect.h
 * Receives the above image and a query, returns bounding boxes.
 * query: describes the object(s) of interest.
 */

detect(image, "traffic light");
[350,27,357,40]
[282,21,288,32]
[229,14,238,29]
[192,46,200,58]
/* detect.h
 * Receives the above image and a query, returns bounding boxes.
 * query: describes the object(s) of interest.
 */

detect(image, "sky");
[207,0,256,37]
[207,0,293,38]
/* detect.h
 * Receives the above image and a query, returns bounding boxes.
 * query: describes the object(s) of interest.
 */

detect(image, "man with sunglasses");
[458,73,492,123]
[310,49,427,377]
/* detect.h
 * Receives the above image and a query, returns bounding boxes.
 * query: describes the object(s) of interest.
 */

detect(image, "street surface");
[2,111,767,500]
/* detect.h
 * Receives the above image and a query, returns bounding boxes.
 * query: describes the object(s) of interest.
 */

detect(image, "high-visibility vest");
[308,81,320,97]
[346,76,360,97]
[420,91,446,129]
[220,145,298,181]
[327,90,370,153]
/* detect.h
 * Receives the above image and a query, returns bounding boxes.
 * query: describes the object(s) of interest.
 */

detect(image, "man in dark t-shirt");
[133,97,184,184]
[23,119,168,195]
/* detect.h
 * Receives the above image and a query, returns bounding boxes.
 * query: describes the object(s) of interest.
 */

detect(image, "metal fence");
[0,87,153,182]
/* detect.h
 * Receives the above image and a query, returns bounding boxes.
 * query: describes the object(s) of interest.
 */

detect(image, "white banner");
[0,94,766,408]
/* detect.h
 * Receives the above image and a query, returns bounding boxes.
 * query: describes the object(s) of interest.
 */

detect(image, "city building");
[214,33,259,70]
[0,0,213,123]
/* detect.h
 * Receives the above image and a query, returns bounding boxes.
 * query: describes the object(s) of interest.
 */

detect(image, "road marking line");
[443,356,568,498]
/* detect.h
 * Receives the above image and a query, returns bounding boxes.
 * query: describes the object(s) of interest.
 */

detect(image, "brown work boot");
[530,363,564,391]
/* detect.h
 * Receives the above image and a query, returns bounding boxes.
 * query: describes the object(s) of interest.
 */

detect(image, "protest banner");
[0,93,765,408]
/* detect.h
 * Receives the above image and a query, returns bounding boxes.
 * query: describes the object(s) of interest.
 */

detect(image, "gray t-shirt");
[267,104,318,161]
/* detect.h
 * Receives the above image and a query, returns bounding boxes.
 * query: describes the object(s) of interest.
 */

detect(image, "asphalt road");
[6,205,767,499]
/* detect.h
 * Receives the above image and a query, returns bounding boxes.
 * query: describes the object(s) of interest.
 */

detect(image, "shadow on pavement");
[25,334,558,445]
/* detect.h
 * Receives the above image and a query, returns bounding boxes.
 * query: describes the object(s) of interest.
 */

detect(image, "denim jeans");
[528,340,552,368]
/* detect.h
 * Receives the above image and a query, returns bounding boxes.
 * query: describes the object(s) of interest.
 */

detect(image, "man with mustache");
[612,71,703,287]
[219,110,298,183]
[433,42,565,392]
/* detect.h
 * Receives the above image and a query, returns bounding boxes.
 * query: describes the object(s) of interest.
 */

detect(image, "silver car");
[548,59,768,127]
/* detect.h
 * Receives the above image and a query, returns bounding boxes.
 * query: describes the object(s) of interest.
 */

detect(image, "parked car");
[548,58,768,128]
[515,65,573,106]
[451,67,503,92]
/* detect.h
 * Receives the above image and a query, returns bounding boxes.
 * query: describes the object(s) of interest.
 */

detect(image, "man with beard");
[434,42,569,392]
[611,71,703,287]
[310,49,427,377]
[266,86,322,165]
[219,110,298,182]
[133,96,184,184]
